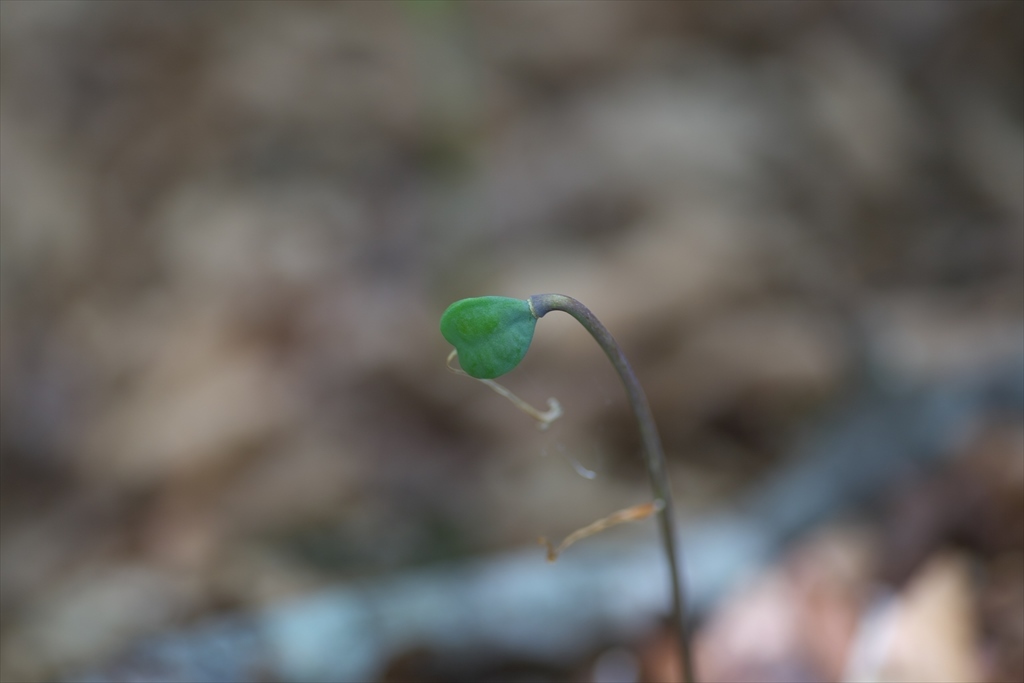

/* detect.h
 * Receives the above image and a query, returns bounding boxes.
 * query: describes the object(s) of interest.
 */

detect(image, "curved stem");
[529,293,695,683]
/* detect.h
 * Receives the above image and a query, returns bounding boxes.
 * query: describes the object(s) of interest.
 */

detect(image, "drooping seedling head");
[440,296,536,379]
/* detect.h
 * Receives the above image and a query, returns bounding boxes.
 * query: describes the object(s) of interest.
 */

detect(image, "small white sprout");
[447,349,562,429]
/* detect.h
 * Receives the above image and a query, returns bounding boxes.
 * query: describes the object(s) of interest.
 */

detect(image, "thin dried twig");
[539,500,663,562]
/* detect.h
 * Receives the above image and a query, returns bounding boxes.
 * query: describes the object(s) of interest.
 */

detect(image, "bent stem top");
[527,294,694,683]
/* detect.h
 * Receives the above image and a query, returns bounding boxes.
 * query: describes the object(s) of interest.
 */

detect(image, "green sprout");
[441,293,696,683]
[440,296,536,379]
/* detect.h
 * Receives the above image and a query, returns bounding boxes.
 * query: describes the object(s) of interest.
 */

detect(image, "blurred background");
[1,2,1022,682]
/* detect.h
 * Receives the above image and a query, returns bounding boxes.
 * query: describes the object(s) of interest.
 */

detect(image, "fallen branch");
[75,357,1024,683]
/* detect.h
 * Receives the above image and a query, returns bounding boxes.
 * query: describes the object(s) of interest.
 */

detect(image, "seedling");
[441,293,696,682]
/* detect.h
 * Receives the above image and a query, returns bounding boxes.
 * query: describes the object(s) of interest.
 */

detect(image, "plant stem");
[528,293,695,683]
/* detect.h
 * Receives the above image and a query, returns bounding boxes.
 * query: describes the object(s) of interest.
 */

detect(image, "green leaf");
[440,296,536,379]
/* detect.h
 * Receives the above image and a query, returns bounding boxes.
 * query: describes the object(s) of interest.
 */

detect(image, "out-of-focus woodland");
[0,2,1022,682]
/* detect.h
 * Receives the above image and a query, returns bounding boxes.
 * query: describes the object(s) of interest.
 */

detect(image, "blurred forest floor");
[0,2,1021,682]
